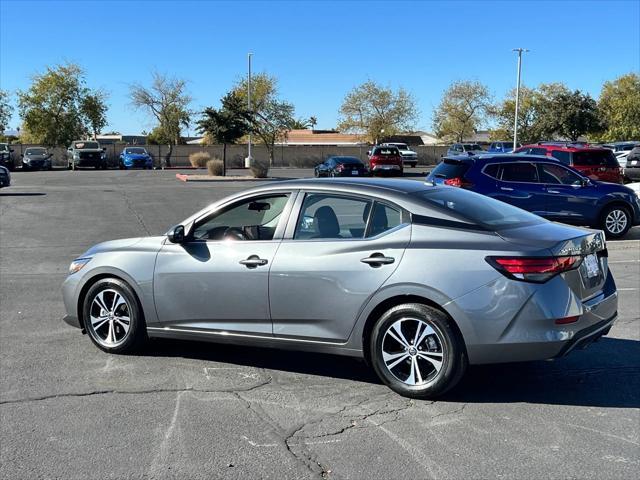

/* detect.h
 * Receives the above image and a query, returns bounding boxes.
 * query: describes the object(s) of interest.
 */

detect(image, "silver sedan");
[62,178,618,398]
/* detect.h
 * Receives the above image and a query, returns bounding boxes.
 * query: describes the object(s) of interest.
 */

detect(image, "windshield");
[430,159,472,179]
[26,148,47,155]
[74,142,100,149]
[414,188,544,230]
[463,144,482,151]
[125,148,147,154]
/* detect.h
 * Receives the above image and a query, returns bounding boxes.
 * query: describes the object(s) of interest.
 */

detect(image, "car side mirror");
[167,225,186,243]
[581,178,590,187]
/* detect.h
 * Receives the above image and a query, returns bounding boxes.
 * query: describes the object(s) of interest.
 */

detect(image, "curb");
[176,173,280,182]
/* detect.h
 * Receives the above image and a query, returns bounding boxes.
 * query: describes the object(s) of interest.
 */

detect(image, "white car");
[382,143,418,167]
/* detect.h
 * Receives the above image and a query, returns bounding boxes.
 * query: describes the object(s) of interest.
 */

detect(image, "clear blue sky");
[1,0,639,135]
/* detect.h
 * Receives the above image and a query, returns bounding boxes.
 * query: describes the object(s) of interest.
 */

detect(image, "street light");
[245,52,253,168]
[512,48,529,150]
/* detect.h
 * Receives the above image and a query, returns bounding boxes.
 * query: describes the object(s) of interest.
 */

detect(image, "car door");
[537,162,596,224]
[269,192,410,341]
[494,162,547,215]
[153,191,296,334]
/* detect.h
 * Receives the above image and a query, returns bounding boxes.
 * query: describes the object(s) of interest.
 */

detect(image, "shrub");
[206,159,224,176]
[250,160,269,178]
[189,151,211,168]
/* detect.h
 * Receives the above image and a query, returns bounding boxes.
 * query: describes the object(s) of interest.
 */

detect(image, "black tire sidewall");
[601,205,631,238]
[370,303,465,399]
[82,278,145,354]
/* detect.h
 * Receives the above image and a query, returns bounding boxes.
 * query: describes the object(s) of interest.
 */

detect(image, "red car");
[367,146,403,176]
[515,143,623,184]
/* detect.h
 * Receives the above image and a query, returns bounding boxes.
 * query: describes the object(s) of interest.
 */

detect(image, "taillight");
[486,256,582,283]
[444,177,474,188]
[370,155,379,163]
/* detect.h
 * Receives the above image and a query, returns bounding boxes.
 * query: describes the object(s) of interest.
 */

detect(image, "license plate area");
[584,254,600,278]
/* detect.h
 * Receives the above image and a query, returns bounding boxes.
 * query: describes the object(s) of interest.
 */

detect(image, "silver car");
[62,179,618,398]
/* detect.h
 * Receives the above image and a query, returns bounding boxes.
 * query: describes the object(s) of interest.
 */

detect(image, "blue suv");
[426,154,640,238]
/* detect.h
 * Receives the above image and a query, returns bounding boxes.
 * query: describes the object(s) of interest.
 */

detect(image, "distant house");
[411,131,445,145]
[96,134,147,145]
[277,129,367,146]
[463,130,491,144]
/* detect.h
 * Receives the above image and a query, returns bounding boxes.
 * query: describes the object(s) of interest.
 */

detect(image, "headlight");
[69,257,91,275]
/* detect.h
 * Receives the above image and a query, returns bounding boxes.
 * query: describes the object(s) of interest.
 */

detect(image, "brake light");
[444,177,474,188]
[555,316,579,325]
[486,256,582,283]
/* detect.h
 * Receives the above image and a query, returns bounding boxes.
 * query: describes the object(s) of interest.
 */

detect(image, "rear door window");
[500,162,539,183]
[365,203,403,238]
[483,164,500,179]
[294,194,371,240]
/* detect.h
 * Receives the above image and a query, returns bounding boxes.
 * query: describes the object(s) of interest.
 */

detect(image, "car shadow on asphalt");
[143,336,639,408]
[0,192,46,196]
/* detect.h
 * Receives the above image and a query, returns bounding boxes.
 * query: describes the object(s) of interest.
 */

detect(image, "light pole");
[245,53,253,168]
[512,48,529,150]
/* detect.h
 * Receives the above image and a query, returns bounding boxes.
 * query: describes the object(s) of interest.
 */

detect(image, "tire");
[600,204,632,239]
[369,303,466,399]
[82,278,147,354]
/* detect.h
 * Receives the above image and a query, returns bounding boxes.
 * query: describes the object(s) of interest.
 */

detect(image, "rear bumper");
[554,314,615,358]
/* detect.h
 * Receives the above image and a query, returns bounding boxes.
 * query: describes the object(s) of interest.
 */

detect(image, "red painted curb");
[176,173,189,182]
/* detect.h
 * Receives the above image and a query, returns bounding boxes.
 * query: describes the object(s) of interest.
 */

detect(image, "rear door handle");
[239,255,268,268]
[547,189,561,194]
[361,253,395,267]
[500,187,514,191]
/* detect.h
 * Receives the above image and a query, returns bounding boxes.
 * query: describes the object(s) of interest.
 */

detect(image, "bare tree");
[129,72,191,167]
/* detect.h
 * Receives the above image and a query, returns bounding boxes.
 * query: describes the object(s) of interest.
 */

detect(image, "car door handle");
[239,255,268,268]
[546,189,561,194]
[500,187,514,191]
[361,253,395,267]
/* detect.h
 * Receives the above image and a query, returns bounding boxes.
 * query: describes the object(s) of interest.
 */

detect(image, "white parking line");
[608,260,640,264]
[617,288,639,291]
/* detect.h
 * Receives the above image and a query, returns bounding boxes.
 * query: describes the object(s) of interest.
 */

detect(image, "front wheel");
[82,278,147,354]
[600,204,631,239]
[369,303,466,399]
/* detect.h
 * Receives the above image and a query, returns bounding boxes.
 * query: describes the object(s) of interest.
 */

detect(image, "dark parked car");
[426,154,640,238]
[119,147,153,169]
[314,156,367,177]
[0,165,10,187]
[515,143,623,184]
[446,143,484,156]
[67,141,107,169]
[624,146,640,181]
[488,141,520,153]
[21,147,53,171]
[367,146,403,175]
[0,143,14,170]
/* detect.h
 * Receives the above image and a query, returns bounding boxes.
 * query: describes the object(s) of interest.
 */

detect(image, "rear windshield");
[414,188,544,230]
[334,157,361,164]
[125,148,147,154]
[431,159,472,179]
[374,148,399,156]
[573,150,619,167]
[463,144,482,151]
[0,144,8,151]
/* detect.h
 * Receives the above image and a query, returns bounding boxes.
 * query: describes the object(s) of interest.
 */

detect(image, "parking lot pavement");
[1,169,638,479]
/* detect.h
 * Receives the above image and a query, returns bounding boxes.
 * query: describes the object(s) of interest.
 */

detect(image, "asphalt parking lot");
[1,168,639,479]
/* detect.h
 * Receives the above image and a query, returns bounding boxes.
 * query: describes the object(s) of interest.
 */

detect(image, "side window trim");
[190,190,298,243]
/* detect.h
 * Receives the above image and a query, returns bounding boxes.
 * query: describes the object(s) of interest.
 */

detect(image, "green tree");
[197,92,250,175]
[0,89,13,135]
[338,80,418,143]
[536,84,602,141]
[288,117,313,129]
[81,91,108,139]
[129,72,191,167]
[433,80,492,142]
[230,73,294,165]
[490,86,541,144]
[596,72,640,141]
[17,63,108,146]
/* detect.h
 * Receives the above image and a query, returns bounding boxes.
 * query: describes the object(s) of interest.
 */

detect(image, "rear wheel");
[82,278,146,354]
[369,303,466,399]
[600,204,631,239]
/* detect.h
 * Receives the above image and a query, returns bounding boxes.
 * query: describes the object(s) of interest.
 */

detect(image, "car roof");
[443,154,554,163]
[519,143,609,152]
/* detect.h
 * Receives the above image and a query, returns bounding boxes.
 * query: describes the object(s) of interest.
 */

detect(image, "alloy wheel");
[381,317,446,386]
[605,209,628,235]
[88,289,132,348]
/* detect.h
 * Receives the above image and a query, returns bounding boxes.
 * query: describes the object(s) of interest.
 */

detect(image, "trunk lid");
[498,222,608,300]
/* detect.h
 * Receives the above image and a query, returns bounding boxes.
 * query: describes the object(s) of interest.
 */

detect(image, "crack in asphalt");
[120,187,151,235]
[0,376,273,406]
